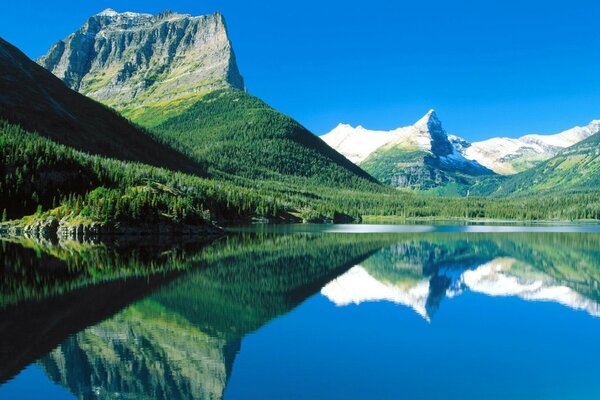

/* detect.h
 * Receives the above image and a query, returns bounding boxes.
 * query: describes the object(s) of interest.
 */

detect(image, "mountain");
[456,120,600,175]
[0,36,201,174]
[323,110,600,194]
[322,110,495,194]
[39,9,379,190]
[41,299,239,400]
[497,130,600,195]
[38,9,244,127]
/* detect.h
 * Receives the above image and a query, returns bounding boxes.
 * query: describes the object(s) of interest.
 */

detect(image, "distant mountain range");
[323,111,600,194]
[496,129,600,195]
[454,120,600,174]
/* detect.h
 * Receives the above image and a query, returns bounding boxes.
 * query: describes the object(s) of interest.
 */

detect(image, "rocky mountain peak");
[411,109,453,156]
[38,10,244,112]
[413,109,442,134]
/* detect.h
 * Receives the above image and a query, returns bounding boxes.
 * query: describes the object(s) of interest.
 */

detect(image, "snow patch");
[321,265,432,320]
[321,259,600,320]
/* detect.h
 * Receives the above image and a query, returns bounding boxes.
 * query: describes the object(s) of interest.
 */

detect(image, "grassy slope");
[497,132,600,195]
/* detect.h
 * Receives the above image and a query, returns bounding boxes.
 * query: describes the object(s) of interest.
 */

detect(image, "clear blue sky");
[1,0,599,141]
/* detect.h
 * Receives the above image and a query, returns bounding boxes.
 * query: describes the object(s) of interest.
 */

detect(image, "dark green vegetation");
[0,236,213,308]
[0,121,287,223]
[143,89,379,189]
[4,119,600,226]
[0,37,200,174]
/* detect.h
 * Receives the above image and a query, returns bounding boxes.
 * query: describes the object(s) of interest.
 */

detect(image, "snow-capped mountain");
[322,110,448,163]
[458,120,600,174]
[321,110,494,192]
[323,114,600,178]
[322,110,453,162]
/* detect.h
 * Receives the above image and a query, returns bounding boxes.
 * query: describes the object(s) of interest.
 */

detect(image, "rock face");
[38,9,244,112]
[0,37,202,173]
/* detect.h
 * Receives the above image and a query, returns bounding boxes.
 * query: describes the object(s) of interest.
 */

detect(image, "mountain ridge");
[37,10,381,190]
[496,129,600,195]
[324,113,600,175]
[458,120,600,174]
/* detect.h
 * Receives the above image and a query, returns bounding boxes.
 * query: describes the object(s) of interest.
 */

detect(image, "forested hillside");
[143,89,380,190]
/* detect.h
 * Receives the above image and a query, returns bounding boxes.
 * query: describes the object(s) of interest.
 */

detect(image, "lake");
[1,224,600,399]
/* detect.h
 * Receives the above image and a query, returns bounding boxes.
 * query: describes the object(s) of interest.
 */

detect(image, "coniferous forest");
[3,119,600,229]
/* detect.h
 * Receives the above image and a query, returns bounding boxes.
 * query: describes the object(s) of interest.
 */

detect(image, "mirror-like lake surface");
[2,225,600,399]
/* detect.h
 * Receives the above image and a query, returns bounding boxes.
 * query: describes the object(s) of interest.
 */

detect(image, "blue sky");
[1,0,599,141]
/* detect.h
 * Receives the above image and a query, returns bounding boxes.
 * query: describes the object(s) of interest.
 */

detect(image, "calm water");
[2,225,600,399]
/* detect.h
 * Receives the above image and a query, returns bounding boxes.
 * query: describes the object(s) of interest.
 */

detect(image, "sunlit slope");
[497,131,600,195]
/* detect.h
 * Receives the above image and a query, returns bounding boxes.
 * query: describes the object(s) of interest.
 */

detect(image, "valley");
[1,8,600,234]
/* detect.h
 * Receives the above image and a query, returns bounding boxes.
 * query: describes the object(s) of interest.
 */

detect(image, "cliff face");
[38,9,244,111]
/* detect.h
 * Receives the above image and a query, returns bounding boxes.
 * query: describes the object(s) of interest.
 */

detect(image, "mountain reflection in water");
[1,229,600,399]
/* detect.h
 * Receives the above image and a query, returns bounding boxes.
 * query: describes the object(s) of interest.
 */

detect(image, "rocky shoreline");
[0,216,223,241]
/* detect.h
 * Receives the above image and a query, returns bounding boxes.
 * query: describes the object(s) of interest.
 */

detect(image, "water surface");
[1,226,600,399]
